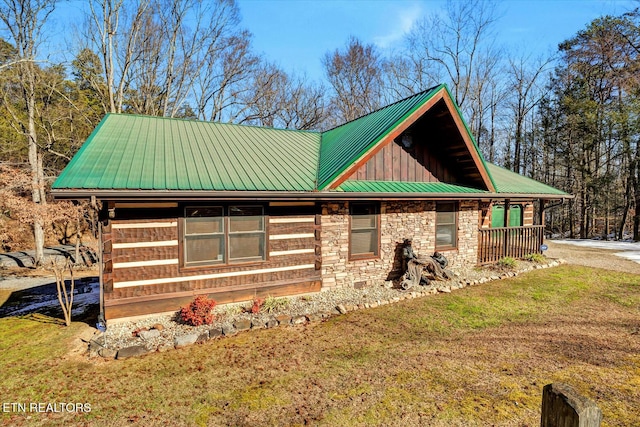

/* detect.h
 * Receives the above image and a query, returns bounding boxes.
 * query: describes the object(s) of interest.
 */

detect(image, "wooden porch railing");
[478,225,544,265]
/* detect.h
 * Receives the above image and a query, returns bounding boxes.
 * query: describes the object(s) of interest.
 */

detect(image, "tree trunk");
[26,69,45,265]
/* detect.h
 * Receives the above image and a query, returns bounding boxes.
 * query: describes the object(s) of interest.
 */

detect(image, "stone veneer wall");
[320,200,479,290]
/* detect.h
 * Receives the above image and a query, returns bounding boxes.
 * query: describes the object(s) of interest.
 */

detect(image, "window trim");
[181,205,267,269]
[435,201,458,250]
[348,202,381,261]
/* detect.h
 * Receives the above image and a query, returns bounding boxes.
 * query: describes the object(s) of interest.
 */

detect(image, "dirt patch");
[545,240,640,274]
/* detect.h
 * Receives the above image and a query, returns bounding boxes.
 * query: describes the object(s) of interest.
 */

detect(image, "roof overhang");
[52,189,572,202]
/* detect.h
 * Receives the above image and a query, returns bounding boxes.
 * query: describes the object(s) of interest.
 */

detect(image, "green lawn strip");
[0,265,638,426]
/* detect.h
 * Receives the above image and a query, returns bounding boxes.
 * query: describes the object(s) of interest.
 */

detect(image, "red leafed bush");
[179,295,217,326]
[251,297,265,314]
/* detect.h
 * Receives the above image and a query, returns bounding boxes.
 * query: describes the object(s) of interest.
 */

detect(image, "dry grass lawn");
[0,265,639,426]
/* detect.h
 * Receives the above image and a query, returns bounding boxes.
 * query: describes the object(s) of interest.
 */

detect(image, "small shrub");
[524,253,545,263]
[179,295,217,326]
[220,304,243,317]
[262,296,290,314]
[250,297,265,314]
[496,257,517,270]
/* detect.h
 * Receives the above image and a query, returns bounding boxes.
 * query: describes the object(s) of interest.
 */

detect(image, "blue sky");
[236,0,637,81]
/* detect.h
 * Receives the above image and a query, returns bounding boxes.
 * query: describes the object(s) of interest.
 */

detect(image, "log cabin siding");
[523,203,534,226]
[102,207,321,319]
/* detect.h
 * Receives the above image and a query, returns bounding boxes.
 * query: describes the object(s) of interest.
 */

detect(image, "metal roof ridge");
[106,112,322,135]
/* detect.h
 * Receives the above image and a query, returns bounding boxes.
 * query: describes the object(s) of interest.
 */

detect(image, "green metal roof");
[337,180,487,194]
[487,163,569,196]
[53,87,569,200]
[53,114,321,191]
[317,85,442,190]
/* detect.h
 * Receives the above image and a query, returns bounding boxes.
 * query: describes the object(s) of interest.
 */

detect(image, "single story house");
[52,84,569,320]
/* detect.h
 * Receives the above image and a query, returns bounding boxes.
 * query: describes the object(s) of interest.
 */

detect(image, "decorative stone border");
[87,259,566,360]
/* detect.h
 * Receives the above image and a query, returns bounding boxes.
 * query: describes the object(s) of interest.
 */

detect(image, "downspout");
[94,196,106,333]
[98,219,105,324]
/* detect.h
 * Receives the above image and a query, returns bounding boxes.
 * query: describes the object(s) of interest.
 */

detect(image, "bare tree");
[51,258,75,326]
[195,29,259,122]
[84,0,150,114]
[505,53,552,174]
[238,62,327,130]
[403,0,500,108]
[386,0,504,155]
[323,36,384,123]
[278,76,327,130]
[0,0,56,264]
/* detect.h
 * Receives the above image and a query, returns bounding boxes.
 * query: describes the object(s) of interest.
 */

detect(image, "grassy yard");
[0,265,639,426]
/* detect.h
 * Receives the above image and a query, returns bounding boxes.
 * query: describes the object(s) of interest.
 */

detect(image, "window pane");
[352,214,376,230]
[185,235,224,263]
[185,207,223,234]
[436,224,456,247]
[350,203,379,257]
[437,211,455,225]
[351,229,378,255]
[229,206,264,232]
[229,215,263,232]
[229,233,265,261]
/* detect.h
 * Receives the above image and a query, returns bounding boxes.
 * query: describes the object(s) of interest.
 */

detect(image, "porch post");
[503,199,510,257]
[539,199,546,250]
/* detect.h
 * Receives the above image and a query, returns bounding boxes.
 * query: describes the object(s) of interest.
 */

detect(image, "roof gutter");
[51,189,572,202]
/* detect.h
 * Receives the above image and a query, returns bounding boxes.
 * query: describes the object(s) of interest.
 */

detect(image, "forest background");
[0,0,639,264]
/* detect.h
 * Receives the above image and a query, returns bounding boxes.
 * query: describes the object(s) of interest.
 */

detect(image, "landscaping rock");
[174,333,199,348]
[96,257,563,356]
[196,331,209,343]
[275,314,291,325]
[234,319,251,331]
[307,313,323,323]
[117,345,148,359]
[88,339,103,352]
[138,329,161,340]
[222,325,237,336]
[78,326,98,343]
[292,315,307,325]
[98,347,117,359]
[209,327,223,338]
[265,319,278,328]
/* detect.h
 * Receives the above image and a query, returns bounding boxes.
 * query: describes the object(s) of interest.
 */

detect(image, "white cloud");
[373,3,423,49]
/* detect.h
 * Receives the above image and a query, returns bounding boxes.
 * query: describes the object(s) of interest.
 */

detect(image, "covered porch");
[477,198,549,265]
[477,225,545,264]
